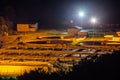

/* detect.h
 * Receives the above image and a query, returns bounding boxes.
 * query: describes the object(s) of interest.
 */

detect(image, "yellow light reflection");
[0,65,38,76]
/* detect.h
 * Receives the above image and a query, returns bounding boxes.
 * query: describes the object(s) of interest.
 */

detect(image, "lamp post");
[91,17,97,38]
[91,17,97,45]
[79,11,84,27]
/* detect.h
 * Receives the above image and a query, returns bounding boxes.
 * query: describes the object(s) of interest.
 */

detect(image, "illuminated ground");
[0,30,119,76]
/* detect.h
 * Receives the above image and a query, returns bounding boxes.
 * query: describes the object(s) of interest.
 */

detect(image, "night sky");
[0,0,120,28]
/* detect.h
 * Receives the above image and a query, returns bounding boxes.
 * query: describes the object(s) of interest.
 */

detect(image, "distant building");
[78,32,87,37]
[67,27,88,37]
[17,23,38,32]
[67,27,79,36]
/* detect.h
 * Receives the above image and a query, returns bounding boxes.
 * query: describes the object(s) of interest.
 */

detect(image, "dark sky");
[0,0,120,26]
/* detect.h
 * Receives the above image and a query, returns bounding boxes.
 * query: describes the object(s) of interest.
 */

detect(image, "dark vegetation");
[1,50,120,80]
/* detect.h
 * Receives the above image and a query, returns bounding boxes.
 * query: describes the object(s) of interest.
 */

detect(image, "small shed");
[17,23,38,32]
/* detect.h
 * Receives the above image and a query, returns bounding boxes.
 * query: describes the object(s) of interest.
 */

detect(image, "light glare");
[91,18,96,23]
[79,12,84,17]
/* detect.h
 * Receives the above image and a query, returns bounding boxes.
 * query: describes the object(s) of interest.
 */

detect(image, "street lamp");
[79,11,84,27]
[91,17,97,44]
[69,19,74,27]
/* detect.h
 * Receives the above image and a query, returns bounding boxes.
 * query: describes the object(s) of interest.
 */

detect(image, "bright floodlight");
[91,18,96,23]
[79,11,84,17]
